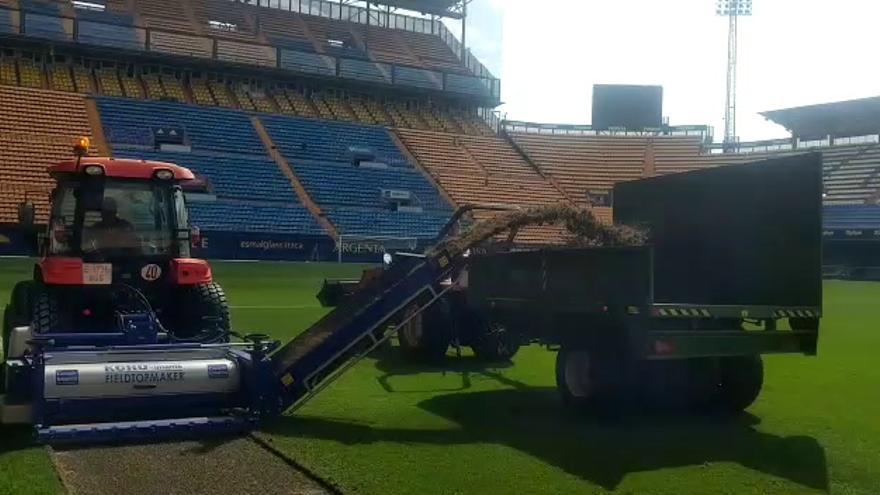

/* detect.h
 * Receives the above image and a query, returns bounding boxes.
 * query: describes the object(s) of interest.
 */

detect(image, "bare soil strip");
[51,436,331,495]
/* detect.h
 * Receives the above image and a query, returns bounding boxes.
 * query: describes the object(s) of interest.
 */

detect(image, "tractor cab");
[43,157,195,265]
[2,142,230,364]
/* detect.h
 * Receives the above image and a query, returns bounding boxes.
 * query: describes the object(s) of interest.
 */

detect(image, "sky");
[443,0,880,142]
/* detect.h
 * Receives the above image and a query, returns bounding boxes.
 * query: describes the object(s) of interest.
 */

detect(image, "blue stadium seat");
[96,97,266,155]
[261,115,409,166]
[824,205,880,229]
[98,97,328,237]
[292,159,448,211]
[116,150,295,203]
[189,200,323,235]
[326,207,449,239]
[261,115,452,239]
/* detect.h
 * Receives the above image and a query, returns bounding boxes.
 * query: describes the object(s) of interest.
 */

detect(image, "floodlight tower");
[716,0,751,149]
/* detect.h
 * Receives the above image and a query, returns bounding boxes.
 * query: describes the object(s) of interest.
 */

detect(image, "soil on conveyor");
[51,436,331,495]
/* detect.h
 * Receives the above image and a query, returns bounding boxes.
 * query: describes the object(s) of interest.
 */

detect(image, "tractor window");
[51,180,175,257]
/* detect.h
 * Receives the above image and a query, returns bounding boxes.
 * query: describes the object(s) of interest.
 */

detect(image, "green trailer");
[465,153,823,413]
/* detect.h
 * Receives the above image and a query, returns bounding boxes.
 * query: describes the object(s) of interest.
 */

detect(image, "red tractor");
[1,145,230,388]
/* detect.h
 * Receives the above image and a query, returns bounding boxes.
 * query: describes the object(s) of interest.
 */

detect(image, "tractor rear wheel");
[2,281,33,356]
[555,346,630,416]
[397,301,451,360]
[169,282,231,342]
[471,320,521,362]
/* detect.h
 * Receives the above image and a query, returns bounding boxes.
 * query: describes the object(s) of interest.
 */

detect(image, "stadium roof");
[761,96,880,139]
[366,0,464,19]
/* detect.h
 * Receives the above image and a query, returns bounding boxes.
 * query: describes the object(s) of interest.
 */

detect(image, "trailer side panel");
[613,153,823,308]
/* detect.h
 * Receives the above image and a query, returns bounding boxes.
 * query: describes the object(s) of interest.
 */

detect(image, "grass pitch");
[1,259,879,494]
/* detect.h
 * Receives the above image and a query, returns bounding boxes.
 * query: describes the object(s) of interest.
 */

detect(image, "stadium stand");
[508,133,652,207]
[95,97,324,235]
[394,129,572,242]
[260,115,452,239]
[187,200,322,235]
[0,52,17,86]
[16,57,42,88]
[96,66,123,97]
[94,96,265,155]
[71,61,94,93]
[0,45,492,130]
[189,73,217,106]
[48,61,75,92]
[821,144,880,204]
[0,86,94,222]
[119,67,144,99]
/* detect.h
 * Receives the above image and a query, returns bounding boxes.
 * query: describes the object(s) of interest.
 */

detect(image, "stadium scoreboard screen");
[592,84,663,130]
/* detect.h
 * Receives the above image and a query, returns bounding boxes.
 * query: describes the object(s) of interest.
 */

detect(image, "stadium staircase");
[499,127,577,205]
[250,115,339,238]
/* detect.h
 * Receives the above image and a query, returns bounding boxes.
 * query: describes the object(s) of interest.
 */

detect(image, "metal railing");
[501,120,714,141]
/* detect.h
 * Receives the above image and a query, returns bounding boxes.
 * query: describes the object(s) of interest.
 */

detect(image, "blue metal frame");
[7,247,460,444]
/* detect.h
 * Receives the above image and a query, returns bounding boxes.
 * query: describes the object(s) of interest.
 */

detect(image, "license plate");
[82,263,112,285]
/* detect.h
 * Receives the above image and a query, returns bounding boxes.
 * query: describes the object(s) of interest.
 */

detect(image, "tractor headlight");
[154,169,174,180]
[83,165,104,176]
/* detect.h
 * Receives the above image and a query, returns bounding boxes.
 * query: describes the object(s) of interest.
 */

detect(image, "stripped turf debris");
[51,437,330,495]
[432,203,646,256]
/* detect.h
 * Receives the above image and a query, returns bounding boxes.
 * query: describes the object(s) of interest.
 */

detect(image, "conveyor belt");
[270,252,456,411]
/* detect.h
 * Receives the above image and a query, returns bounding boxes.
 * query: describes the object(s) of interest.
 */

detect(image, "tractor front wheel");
[31,285,62,335]
[2,281,35,393]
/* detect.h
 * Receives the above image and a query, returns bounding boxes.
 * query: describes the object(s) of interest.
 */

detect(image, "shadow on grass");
[267,388,828,492]
[371,348,516,394]
[0,425,37,454]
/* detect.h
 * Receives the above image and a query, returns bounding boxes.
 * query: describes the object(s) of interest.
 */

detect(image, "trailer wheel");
[555,347,628,414]
[397,301,451,360]
[169,282,231,342]
[710,355,764,413]
[472,320,521,362]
